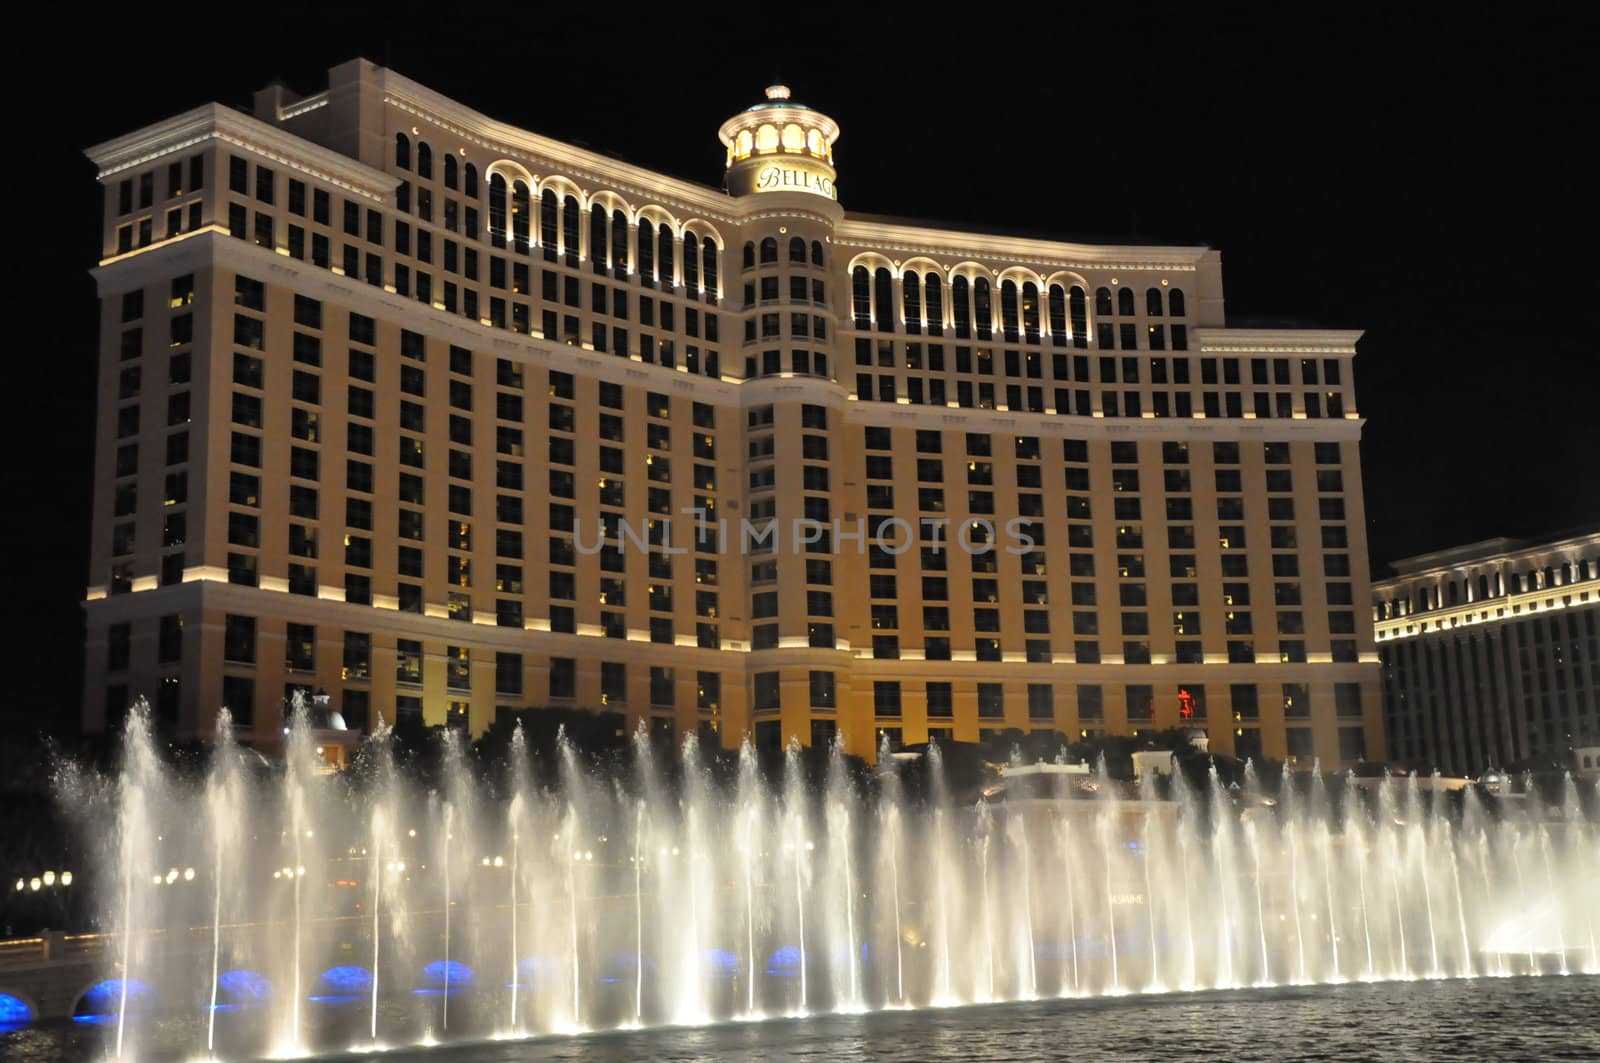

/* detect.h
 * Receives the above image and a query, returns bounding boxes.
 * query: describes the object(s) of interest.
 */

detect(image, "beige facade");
[1373,529,1600,772]
[81,60,1383,766]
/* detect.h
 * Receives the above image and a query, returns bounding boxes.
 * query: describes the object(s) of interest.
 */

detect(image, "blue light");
[0,992,33,1030]
[316,966,373,993]
[311,966,372,1003]
[421,960,474,987]
[702,949,739,979]
[217,969,273,1003]
[765,945,802,977]
[75,979,154,1019]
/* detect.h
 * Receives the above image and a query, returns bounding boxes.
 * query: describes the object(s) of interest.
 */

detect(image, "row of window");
[111,609,1367,729]
[850,271,1186,346]
[1377,556,1596,619]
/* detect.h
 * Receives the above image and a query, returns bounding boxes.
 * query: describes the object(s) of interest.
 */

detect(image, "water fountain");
[41,702,1600,1059]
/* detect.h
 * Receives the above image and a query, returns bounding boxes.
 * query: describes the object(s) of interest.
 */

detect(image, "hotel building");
[82,59,1382,766]
[1373,528,1600,774]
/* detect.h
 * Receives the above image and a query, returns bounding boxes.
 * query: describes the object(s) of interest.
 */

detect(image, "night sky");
[11,9,1595,732]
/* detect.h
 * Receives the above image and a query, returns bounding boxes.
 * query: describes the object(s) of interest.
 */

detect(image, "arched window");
[851,266,871,329]
[1477,574,1490,600]
[1000,280,1020,342]
[416,142,432,180]
[658,224,674,287]
[395,132,411,169]
[759,236,778,264]
[1543,565,1555,588]
[637,219,655,286]
[488,173,507,248]
[1508,572,1522,594]
[1147,287,1164,316]
[1095,287,1113,316]
[742,241,756,270]
[1117,287,1135,316]
[611,211,628,278]
[1048,285,1068,346]
[590,205,608,273]
[1169,288,1186,316]
[1069,286,1089,349]
[510,180,530,252]
[811,240,825,267]
[1022,282,1041,343]
[902,272,922,335]
[951,276,971,338]
[925,274,944,336]
[444,154,458,190]
[463,162,478,198]
[683,233,700,292]
[562,196,580,265]
[539,190,558,261]
[788,236,806,263]
[874,268,894,333]
[702,240,719,300]
[973,277,992,339]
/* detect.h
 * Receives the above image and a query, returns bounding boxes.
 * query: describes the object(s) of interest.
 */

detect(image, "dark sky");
[9,8,1596,732]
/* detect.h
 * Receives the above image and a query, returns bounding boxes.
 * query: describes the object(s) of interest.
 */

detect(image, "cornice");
[380,73,741,225]
[85,103,398,202]
[1373,581,1599,643]
[833,219,1211,274]
[1373,532,1600,589]
[1195,328,1364,354]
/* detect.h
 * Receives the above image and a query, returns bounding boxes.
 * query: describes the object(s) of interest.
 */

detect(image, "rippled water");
[6,976,1597,1062]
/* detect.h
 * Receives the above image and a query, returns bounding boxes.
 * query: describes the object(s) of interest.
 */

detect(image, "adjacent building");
[81,60,1383,765]
[1373,527,1600,774]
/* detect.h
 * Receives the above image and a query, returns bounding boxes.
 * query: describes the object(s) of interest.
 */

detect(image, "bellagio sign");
[754,163,837,200]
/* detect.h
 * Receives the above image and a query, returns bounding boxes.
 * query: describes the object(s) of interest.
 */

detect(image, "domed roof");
[299,689,348,731]
[745,84,813,113]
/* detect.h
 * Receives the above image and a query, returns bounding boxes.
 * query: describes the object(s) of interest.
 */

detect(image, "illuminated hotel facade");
[82,59,1383,766]
[1372,528,1600,774]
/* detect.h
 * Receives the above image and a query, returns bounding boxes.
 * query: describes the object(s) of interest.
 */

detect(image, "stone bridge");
[0,933,115,1022]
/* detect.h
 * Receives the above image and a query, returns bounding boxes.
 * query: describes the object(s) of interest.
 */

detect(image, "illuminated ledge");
[1375,585,1596,642]
[85,103,395,200]
[1194,327,1364,355]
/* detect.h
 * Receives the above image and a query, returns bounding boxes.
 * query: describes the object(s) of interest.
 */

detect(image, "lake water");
[5,975,1597,1062]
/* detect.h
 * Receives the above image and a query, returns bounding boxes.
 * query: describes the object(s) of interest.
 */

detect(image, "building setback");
[1373,528,1600,774]
[82,60,1383,766]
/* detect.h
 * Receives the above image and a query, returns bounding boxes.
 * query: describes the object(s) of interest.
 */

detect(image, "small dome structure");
[717,85,840,201]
